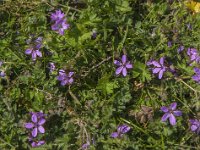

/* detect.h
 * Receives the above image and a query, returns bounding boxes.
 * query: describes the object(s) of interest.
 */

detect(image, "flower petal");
[152,61,161,67]
[68,72,74,77]
[122,55,127,64]
[173,110,182,116]
[25,123,34,129]
[68,78,74,84]
[32,51,37,61]
[111,132,118,138]
[25,49,32,55]
[160,57,164,65]
[161,113,170,122]
[37,140,45,146]
[122,67,127,76]
[118,125,130,134]
[61,80,68,86]
[115,66,123,75]
[160,106,169,113]
[114,60,122,66]
[38,126,45,133]
[32,127,38,137]
[38,118,46,125]
[158,69,164,79]
[170,102,177,111]
[32,114,38,123]
[36,50,42,57]
[153,68,161,74]
[191,125,198,131]
[126,62,133,69]
[169,114,176,126]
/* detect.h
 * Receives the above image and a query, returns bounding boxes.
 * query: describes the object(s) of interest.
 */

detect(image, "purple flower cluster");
[192,68,200,83]
[25,111,46,147]
[147,57,167,79]
[187,48,200,64]
[190,119,200,134]
[51,10,70,35]
[49,62,56,73]
[111,124,130,138]
[161,102,182,126]
[25,37,43,61]
[57,69,74,86]
[114,55,133,77]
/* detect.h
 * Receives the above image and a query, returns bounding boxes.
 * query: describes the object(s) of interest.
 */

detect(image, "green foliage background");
[0,0,200,149]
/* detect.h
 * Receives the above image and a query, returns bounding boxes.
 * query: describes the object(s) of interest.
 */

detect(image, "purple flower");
[186,23,192,30]
[114,55,133,77]
[177,45,184,53]
[25,37,43,61]
[49,62,56,72]
[190,119,200,134]
[192,68,200,83]
[161,102,182,126]
[111,124,131,138]
[187,48,200,63]
[25,112,46,137]
[31,140,45,147]
[91,30,97,39]
[28,136,45,148]
[150,57,167,79]
[50,10,65,22]
[168,41,172,47]
[0,71,6,77]
[51,10,70,35]
[82,141,90,150]
[57,70,74,86]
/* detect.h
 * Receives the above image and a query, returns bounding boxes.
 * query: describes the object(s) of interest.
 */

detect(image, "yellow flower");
[184,0,200,14]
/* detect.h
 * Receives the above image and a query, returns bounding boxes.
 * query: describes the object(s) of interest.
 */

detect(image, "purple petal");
[36,50,42,57]
[191,125,198,131]
[31,142,37,147]
[194,68,200,74]
[37,140,45,146]
[160,106,169,113]
[32,51,37,60]
[38,119,46,125]
[118,125,131,134]
[25,123,34,129]
[38,126,45,133]
[161,113,170,122]
[32,127,38,137]
[51,24,59,31]
[115,66,123,75]
[68,78,74,84]
[25,49,32,55]
[68,72,74,77]
[122,67,127,76]
[61,80,68,86]
[59,28,65,35]
[152,61,161,67]
[57,75,65,81]
[153,68,161,74]
[32,114,38,123]
[158,69,164,79]
[169,114,176,126]
[160,57,164,65]
[126,62,133,69]
[122,55,127,64]
[173,111,182,116]
[170,102,177,110]
[111,132,118,138]
[114,60,122,66]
